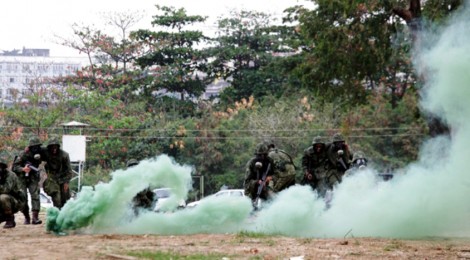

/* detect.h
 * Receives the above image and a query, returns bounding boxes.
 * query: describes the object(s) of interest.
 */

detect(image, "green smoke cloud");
[47,5,470,238]
[248,5,470,238]
[47,155,194,233]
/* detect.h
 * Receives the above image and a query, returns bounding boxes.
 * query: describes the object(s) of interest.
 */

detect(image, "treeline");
[0,1,460,198]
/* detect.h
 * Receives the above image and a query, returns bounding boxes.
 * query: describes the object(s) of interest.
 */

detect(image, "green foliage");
[342,90,427,170]
[207,9,295,103]
[3,91,66,137]
[236,230,269,238]
[294,0,401,106]
[74,165,112,189]
[127,250,233,260]
[2,3,453,198]
[422,0,463,22]
[131,5,210,101]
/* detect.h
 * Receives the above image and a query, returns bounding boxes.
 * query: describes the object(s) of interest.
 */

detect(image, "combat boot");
[32,210,42,225]
[23,209,31,225]
[3,214,16,229]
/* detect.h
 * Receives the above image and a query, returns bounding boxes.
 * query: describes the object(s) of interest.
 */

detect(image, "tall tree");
[131,5,210,101]
[294,1,400,106]
[392,0,463,136]
[207,9,293,103]
[96,11,145,71]
[55,14,149,105]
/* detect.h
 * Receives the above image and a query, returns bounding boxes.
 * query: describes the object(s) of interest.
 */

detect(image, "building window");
[6,88,16,100]
[22,64,31,73]
[9,77,14,83]
[22,88,33,97]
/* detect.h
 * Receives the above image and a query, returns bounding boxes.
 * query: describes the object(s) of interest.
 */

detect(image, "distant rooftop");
[0,47,49,57]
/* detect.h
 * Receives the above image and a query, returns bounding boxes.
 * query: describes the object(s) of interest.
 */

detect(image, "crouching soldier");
[0,155,26,228]
[266,142,296,192]
[127,159,155,215]
[244,143,275,207]
[301,136,329,197]
[324,133,352,190]
[344,151,368,177]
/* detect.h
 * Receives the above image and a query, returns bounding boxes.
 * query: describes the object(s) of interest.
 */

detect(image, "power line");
[75,133,425,139]
[0,133,426,140]
[0,126,425,132]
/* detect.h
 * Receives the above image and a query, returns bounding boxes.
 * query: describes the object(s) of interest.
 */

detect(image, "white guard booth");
[62,135,86,193]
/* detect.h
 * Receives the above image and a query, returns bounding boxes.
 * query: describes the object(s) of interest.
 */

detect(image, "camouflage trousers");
[315,169,343,197]
[43,178,70,209]
[0,194,20,217]
[245,182,274,202]
[303,170,342,198]
[19,180,41,211]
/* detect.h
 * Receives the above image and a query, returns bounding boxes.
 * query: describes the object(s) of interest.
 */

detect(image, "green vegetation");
[0,1,462,199]
[127,250,234,260]
[383,239,406,251]
[236,230,269,239]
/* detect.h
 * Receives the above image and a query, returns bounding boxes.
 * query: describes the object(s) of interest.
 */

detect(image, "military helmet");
[312,136,326,145]
[263,139,275,149]
[126,159,139,168]
[352,151,367,168]
[352,151,366,162]
[254,143,269,155]
[29,136,42,147]
[47,137,61,147]
[332,133,345,143]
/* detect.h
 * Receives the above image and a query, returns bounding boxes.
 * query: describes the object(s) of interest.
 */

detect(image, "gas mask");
[255,161,263,169]
[48,144,60,155]
[334,141,345,151]
[314,144,324,153]
[29,145,42,160]
[354,158,367,169]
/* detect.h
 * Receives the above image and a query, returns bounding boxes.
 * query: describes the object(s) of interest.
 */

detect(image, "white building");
[0,48,82,106]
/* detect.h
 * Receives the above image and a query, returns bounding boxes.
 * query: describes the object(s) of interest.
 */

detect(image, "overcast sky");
[0,0,313,57]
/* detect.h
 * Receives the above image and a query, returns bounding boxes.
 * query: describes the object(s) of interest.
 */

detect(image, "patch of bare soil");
[2,212,470,260]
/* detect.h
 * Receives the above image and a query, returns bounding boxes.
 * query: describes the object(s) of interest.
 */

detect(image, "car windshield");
[215,190,244,197]
[154,189,171,198]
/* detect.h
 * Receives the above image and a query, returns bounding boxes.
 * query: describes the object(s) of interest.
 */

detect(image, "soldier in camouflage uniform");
[244,143,275,203]
[324,133,353,190]
[127,159,155,214]
[266,142,297,192]
[12,136,45,225]
[344,151,368,178]
[0,155,26,228]
[301,136,330,197]
[43,137,73,209]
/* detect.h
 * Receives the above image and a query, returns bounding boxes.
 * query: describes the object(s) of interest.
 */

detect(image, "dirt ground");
[2,212,470,260]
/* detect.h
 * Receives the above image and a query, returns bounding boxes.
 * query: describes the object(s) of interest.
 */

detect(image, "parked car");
[187,189,246,208]
[153,188,186,212]
[28,188,54,209]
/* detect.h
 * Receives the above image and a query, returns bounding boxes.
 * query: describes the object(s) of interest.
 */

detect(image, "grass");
[127,250,234,259]
[236,230,269,238]
[234,231,278,246]
[383,239,405,251]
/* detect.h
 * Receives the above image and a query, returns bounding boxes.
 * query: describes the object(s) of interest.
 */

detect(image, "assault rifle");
[253,162,271,210]
[25,161,48,187]
[25,162,40,173]
[24,162,38,178]
[336,150,348,171]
